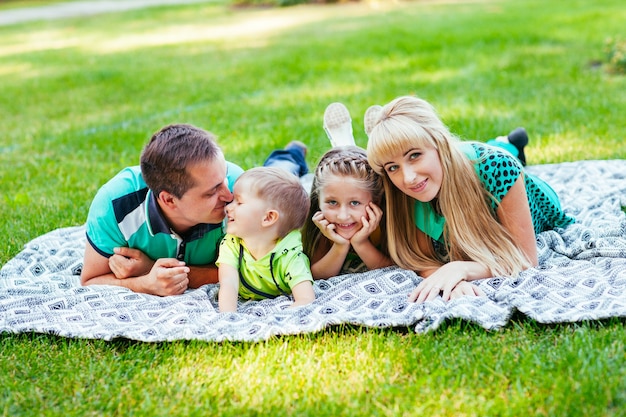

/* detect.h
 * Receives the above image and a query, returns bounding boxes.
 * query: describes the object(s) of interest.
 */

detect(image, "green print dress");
[413,142,576,244]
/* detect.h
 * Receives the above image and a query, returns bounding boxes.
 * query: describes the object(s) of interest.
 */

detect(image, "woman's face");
[318,175,374,241]
[381,143,443,202]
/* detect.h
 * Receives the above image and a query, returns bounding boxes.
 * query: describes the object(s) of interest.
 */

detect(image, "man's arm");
[81,242,119,285]
[187,265,219,288]
[107,246,219,288]
[81,242,190,296]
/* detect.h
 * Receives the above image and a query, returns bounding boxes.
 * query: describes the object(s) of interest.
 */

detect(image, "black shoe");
[507,127,528,166]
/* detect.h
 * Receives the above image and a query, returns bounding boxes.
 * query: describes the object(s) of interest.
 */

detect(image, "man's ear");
[262,209,279,227]
[157,190,177,209]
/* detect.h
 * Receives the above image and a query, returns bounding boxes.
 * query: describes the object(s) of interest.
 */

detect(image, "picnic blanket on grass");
[1,160,626,342]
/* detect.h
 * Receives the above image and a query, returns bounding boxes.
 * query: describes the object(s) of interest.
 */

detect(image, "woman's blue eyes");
[386,152,422,173]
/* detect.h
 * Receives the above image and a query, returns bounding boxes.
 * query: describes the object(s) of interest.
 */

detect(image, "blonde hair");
[236,167,310,238]
[366,96,530,276]
[302,146,387,260]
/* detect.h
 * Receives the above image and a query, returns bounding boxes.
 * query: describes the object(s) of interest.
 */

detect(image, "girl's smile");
[319,175,374,241]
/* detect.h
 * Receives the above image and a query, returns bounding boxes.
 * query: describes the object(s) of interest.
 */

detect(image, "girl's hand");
[351,202,383,246]
[312,211,349,245]
[408,262,485,303]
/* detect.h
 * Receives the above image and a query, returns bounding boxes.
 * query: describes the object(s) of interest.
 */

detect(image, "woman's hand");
[449,281,485,299]
[409,261,487,303]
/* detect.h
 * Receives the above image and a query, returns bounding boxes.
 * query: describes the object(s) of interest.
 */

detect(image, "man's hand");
[109,247,155,279]
[81,243,189,296]
[144,258,190,296]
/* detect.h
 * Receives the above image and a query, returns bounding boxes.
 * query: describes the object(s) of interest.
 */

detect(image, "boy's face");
[225,179,269,240]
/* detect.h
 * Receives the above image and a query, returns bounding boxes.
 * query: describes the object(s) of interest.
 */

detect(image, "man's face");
[169,156,233,232]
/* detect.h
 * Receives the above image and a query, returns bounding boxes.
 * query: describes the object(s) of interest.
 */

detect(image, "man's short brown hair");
[140,123,222,198]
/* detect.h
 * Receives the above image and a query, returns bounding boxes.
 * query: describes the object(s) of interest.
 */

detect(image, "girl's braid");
[315,147,383,205]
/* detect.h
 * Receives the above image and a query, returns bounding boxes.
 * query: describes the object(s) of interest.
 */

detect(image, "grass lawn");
[1,0,626,415]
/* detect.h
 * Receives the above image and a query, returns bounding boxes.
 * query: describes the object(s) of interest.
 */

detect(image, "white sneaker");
[364,104,382,137]
[323,102,355,147]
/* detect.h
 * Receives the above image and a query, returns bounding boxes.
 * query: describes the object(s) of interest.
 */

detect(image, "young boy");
[217,167,315,312]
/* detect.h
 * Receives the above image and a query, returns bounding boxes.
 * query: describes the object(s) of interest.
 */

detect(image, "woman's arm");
[496,175,538,266]
[409,176,537,303]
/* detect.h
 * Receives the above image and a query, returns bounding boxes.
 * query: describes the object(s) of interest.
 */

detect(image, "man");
[81,123,243,296]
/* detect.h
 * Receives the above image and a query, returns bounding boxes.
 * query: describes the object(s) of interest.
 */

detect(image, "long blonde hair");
[366,96,530,277]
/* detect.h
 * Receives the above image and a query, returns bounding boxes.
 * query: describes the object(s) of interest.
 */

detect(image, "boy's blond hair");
[236,167,310,238]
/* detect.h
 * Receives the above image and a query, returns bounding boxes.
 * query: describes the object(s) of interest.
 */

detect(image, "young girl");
[365,95,575,303]
[301,146,394,279]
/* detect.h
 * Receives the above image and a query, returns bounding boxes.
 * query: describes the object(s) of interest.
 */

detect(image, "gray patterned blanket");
[2,160,626,342]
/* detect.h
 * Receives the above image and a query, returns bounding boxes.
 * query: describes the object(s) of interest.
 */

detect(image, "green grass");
[0,0,73,9]
[1,0,626,415]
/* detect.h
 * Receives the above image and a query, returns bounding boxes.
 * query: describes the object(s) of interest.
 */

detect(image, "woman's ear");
[262,209,279,227]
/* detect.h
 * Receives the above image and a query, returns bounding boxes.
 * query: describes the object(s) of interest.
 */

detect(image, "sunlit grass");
[3,320,625,415]
[1,0,626,415]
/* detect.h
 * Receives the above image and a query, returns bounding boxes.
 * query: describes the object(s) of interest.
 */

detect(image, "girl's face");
[381,143,443,202]
[318,175,374,241]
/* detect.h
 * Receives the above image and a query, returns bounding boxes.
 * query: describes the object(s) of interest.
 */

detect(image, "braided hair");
[301,145,386,262]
